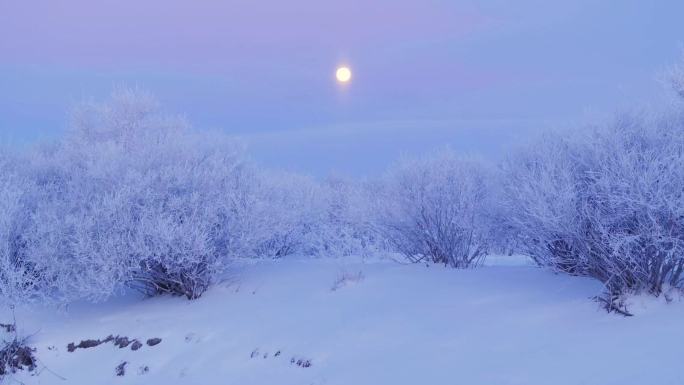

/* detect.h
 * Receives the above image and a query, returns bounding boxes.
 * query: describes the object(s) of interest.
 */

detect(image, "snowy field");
[7,256,684,385]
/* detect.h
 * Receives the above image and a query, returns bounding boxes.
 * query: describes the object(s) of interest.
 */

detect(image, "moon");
[336,66,352,83]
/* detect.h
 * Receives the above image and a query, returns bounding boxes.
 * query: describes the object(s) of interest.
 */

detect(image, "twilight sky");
[1,0,683,176]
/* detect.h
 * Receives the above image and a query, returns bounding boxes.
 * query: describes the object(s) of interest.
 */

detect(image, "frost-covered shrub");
[312,176,389,257]
[253,171,321,258]
[18,153,121,303]
[219,169,320,259]
[502,112,684,302]
[9,88,245,301]
[227,171,389,259]
[0,153,45,305]
[64,88,244,299]
[582,115,684,297]
[378,152,491,267]
[499,135,585,273]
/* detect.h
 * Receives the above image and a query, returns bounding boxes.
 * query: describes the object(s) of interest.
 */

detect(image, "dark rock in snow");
[67,339,102,352]
[115,361,127,376]
[113,336,131,349]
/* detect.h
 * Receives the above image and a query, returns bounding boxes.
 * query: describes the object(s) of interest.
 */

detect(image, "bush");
[0,88,248,302]
[313,176,390,258]
[248,171,321,258]
[0,153,46,305]
[377,151,491,268]
[501,112,684,304]
[63,88,245,299]
[230,172,388,259]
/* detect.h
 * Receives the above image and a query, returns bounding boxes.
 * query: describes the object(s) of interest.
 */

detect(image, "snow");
[7,257,684,385]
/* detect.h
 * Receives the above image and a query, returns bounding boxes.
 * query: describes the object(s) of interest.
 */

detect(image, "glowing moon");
[336,66,352,83]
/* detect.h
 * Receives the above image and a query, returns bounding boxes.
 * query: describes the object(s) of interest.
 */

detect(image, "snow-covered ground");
[7,256,684,385]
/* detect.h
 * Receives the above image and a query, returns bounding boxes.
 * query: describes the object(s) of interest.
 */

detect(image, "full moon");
[336,66,352,83]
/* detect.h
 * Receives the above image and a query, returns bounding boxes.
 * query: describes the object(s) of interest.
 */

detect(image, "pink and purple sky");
[1,0,683,175]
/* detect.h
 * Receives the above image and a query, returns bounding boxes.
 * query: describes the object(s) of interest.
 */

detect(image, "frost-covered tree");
[244,170,321,258]
[72,88,244,299]
[14,88,246,301]
[582,115,684,297]
[378,152,491,268]
[0,152,43,305]
[499,134,586,273]
[501,112,684,310]
[501,58,684,311]
[310,176,389,257]
[228,171,390,259]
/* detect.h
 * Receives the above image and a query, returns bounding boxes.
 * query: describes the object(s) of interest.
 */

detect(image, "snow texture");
[6,257,684,385]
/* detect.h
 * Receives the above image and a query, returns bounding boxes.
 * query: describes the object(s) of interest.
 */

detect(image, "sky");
[1,0,683,176]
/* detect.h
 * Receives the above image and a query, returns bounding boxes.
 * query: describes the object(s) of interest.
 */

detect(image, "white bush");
[0,153,43,305]
[501,113,684,303]
[226,172,388,259]
[582,115,684,296]
[499,134,586,273]
[377,152,491,267]
[245,170,321,258]
[311,176,389,258]
[10,88,246,301]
